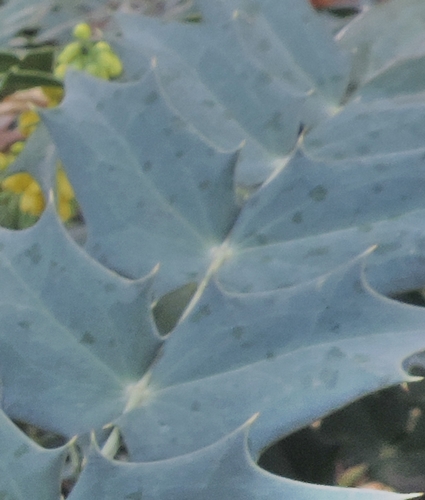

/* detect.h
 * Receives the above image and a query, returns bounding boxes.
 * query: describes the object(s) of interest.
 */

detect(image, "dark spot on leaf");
[257,39,271,52]
[24,243,41,264]
[372,183,383,194]
[104,283,116,292]
[81,332,95,345]
[18,320,30,329]
[357,144,371,155]
[198,180,210,191]
[232,326,244,339]
[265,111,283,131]
[330,322,340,332]
[353,279,363,294]
[125,492,143,500]
[266,351,274,360]
[306,138,323,149]
[202,99,216,108]
[257,71,272,86]
[143,161,152,172]
[190,304,211,323]
[175,150,185,158]
[309,185,327,202]
[144,91,158,104]
[305,246,329,258]
[357,224,372,232]
[326,346,345,360]
[191,401,200,412]
[374,163,389,172]
[14,444,29,458]
[292,211,303,224]
[256,234,268,245]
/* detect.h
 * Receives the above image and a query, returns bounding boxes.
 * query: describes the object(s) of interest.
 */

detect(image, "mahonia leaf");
[115,0,345,184]
[117,253,425,461]
[218,149,425,295]
[42,70,240,295]
[0,202,160,436]
[0,407,69,500]
[0,0,47,46]
[68,418,418,500]
[4,1,425,499]
[338,0,425,84]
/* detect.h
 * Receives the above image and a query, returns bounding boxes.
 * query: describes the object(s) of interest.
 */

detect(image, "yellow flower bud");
[94,41,112,52]
[97,51,123,78]
[57,168,75,200]
[54,63,68,79]
[18,109,40,137]
[73,23,92,40]
[2,173,34,193]
[41,86,64,106]
[85,62,109,80]
[9,141,25,155]
[25,180,43,196]
[58,199,73,221]
[57,41,82,64]
[0,153,10,170]
[20,189,45,216]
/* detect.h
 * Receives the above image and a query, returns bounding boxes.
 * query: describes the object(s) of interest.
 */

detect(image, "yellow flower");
[2,173,45,217]
[57,167,75,201]
[57,199,73,221]
[20,185,45,216]
[0,153,10,170]
[73,23,92,41]
[56,165,76,222]
[18,109,40,137]
[41,86,64,106]
[2,172,34,193]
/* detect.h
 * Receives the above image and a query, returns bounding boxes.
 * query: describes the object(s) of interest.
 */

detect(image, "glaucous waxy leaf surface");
[0,408,69,500]
[0,203,161,436]
[115,0,350,184]
[117,254,425,461]
[1,0,425,499]
[68,419,419,500]
[42,71,240,296]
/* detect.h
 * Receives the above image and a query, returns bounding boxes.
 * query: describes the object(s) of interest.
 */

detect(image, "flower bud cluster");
[55,23,123,80]
[0,23,123,226]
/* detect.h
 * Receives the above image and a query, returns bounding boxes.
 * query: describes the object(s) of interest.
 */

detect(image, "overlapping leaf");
[0,202,161,436]
[42,71,240,296]
[68,419,419,500]
[0,408,68,500]
[115,0,350,183]
[1,0,425,499]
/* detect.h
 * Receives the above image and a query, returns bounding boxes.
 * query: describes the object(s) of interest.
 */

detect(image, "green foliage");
[1,0,425,499]
[0,47,60,98]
